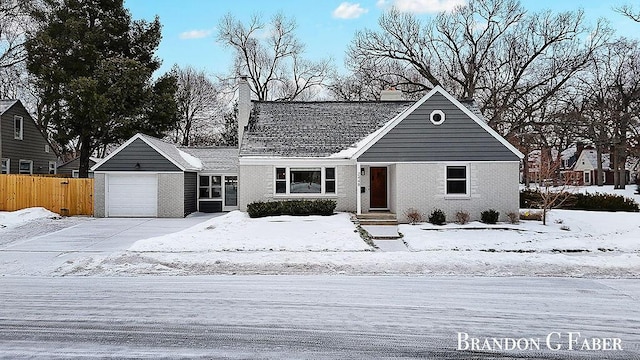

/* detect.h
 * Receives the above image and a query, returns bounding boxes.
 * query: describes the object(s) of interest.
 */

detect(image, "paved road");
[0,214,220,276]
[0,276,638,359]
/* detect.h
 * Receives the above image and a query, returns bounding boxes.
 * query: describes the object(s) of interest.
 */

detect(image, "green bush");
[519,189,639,212]
[520,188,542,208]
[428,209,446,225]
[570,192,639,212]
[246,199,337,218]
[481,209,500,224]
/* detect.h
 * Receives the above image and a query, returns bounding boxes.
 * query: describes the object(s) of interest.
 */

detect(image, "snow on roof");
[179,147,239,173]
[0,99,18,115]
[178,149,203,170]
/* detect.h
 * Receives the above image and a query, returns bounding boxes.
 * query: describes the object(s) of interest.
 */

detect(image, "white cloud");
[179,29,213,40]
[377,0,466,14]
[332,2,369,19]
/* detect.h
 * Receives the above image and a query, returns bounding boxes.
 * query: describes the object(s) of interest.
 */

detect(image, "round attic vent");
[430,110,445,125]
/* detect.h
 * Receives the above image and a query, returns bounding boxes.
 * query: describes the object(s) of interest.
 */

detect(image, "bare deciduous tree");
[217,13,331,101]
[171,65,224,146]
[615,4,640,22]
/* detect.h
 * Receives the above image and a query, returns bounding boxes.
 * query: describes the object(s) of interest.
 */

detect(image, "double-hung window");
[14,116,23,140]
[446,165,468,195]
[1,159,9,174]
[49,161,56,174]
[19,160,32,175]
[275,167,336,195]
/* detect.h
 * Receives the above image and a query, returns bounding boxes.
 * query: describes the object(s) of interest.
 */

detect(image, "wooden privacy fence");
[0,175,94,216]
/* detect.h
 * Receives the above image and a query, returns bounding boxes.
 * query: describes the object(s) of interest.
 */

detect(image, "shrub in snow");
[520,189,639,212]
[571,192,639,212]
[507,212,519,224]
[520,189,542,208]
[455,210,470,225]
[480,209,499,224]
[404,208,425,225]
[246,199,336,218]
[428,209,446,225]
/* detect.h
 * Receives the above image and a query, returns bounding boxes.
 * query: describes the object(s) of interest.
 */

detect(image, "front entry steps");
[356,213,402,240]
[356,212,398,226]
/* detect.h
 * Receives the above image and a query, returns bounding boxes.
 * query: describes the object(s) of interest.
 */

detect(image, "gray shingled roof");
[241,101,413,157]
[179,147,239,172]
[138,133,202,171]
[0,99,18,115]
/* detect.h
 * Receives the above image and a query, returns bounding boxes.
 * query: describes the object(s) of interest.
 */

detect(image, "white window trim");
[72,170,79,178]
[1,158,10,174]
[48,161,57,174]
[197,174,239,211]
[45,144,50,153]
[198,174,223,200]
[19,159,33,175]
[430,109,445,125]
[14,115,23,140]
[444,164,470,199]
[273,166,338,197]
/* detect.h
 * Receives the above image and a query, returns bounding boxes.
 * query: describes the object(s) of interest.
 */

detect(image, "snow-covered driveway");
[0,276,638,358]
[0,213,221,276]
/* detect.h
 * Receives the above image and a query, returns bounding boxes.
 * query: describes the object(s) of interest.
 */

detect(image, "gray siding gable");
[1,100,58,174]
[358,92,520,162]
[94,138,180,172]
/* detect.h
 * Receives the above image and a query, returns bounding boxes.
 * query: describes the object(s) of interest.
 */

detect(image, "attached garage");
[106,174,158,217]
[92,134,203,218]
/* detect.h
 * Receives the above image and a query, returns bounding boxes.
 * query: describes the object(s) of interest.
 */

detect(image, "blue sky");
[123,0,640,78]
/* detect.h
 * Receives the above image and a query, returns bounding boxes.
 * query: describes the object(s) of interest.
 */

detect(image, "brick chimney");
[576,141,585,155]
[237,76,251,148]
[380,88,403,101]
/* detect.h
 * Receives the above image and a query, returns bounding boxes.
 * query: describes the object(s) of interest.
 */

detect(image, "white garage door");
[107,174,158,217]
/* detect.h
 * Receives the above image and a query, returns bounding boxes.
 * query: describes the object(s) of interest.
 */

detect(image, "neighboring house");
[93,82,523,221]
[524,144,579,184]
[56,156,101,178]
[0,99,58,175]
[573,148,631,185]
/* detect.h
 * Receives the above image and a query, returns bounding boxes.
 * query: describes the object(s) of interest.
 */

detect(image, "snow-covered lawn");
[129,211,369,252]
[0,207,60,229]
[402,210,640,253]
[57,205,640,278]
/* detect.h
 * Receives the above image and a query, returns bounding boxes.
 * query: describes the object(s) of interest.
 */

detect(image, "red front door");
[370,167,387,209]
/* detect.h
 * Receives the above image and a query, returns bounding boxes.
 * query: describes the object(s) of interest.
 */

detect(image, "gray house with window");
[237,84,523,222]
[92,83,522,222]
[1,99,58,175]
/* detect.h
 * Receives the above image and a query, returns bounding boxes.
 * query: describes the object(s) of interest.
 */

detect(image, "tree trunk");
[78,136,92,178]
[596,146,603,186]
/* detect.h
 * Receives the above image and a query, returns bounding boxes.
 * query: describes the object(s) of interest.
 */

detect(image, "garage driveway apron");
[0,213,221,276]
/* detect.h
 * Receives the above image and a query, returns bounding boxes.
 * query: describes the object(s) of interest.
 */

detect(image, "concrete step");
[356,213,398,226]
[358,219,399,226]
[357,213,397,220]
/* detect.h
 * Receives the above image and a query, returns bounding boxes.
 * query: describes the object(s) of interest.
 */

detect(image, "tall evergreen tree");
[26,0,178,177]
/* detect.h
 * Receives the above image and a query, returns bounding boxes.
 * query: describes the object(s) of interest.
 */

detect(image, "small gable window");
[14,116,23,140]
[430,110,445,125]
[446,165,468,195]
